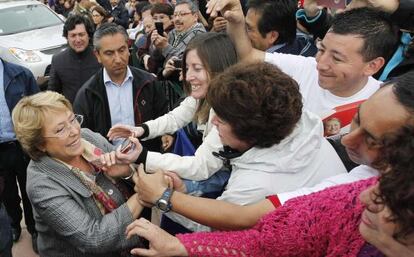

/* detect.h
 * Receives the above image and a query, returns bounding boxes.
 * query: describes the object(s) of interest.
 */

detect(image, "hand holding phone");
[316,0,347,9]
[173,58,183,70]
[120,138,136,154]
[155,21,164,36]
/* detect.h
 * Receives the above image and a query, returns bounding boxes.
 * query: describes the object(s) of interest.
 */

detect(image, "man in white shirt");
[133,70,414,231]
[207,1,399,117]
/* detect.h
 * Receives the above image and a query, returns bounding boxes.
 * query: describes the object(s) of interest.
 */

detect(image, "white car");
[0,0,67,89]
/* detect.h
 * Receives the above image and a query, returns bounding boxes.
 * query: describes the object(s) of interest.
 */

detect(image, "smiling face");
[40,110,83,164]
[94,32,130,83]
[325,118,341,136]
[315,32,379,97]
[173,3,198,33]
[341,86,409,166]
[185,49,210,100]
[67,23,90,53]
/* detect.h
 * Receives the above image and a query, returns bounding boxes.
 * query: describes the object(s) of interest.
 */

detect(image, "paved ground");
[12,227,38,257]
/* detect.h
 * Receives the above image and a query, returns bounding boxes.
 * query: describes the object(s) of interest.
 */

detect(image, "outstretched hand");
[107,124,145,141]
[126,218,188,256]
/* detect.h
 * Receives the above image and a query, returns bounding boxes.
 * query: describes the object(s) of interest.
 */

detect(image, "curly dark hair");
[375,125,414,239]
[207,62,303,148]
[63,14,95,39]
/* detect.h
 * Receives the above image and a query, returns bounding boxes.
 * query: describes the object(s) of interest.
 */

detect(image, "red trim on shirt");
[266,195,282,208]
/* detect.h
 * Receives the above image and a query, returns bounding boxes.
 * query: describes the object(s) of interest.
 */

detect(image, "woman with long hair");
[108,32,238,180]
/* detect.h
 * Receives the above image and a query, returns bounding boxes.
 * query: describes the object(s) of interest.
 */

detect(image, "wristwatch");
[155,187,173,212]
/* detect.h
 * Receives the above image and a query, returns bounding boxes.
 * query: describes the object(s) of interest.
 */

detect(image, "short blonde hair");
[12,91,72,161]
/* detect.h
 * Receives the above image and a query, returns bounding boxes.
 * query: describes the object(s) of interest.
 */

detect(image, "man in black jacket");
[73,23,168,152]
[108,0,129,29]
[48,15,101,103]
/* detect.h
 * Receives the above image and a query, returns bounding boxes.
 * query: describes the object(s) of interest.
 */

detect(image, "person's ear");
[267,30,279,46]
[37,143,46,153]
[94,50,102,63]
[363,56,385,76]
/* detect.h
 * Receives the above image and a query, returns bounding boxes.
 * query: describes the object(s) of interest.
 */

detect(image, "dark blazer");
[110,3,129,29]
[48,46,101,103]
[2,59,39,112]
[73,66,168,152]
[1,59,39,196]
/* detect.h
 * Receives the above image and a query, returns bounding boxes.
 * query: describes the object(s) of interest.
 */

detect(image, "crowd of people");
[1,0,414,256]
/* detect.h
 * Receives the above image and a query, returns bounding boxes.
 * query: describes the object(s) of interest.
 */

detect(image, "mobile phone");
[316,0,347,9]
[120,138,136,154]
[155,21,164,36]
[174,58,183,69]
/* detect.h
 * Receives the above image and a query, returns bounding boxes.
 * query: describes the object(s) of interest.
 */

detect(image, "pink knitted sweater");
[177,177,377,257]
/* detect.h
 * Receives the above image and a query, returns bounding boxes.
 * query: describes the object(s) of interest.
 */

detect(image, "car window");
[0,4,62,35]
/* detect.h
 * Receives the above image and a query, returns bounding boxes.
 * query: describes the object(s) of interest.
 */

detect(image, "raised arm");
[206,0,265,62]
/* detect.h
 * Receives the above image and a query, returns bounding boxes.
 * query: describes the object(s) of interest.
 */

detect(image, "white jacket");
[217,109,347,205]
[143,96,223,180]
[168,110,348,231]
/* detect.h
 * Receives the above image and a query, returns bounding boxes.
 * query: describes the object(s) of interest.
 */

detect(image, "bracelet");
[122,164,136,180]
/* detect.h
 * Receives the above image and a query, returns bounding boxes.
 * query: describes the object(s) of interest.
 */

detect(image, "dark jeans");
[0,141,36,234]
[0,203,13,257]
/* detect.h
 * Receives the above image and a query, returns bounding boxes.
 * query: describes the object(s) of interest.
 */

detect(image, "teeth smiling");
[69,139,79,147]
[191,85,199,90]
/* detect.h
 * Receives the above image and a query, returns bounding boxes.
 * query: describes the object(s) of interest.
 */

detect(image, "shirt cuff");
[266,195,282,208]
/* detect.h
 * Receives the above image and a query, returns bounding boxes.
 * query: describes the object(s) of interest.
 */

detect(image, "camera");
[174,59,183,69]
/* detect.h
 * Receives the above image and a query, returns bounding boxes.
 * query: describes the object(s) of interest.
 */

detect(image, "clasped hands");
[131,164,186,207]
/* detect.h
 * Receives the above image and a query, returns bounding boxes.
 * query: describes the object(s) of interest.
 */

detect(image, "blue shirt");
[104,67,134,145]
[0,60,15,142]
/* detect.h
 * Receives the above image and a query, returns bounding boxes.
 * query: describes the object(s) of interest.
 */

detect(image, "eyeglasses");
[173,12,192,18]
[44,114,84,138]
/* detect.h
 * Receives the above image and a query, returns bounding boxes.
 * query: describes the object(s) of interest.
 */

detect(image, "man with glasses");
[138,3,175,74]
[0,58,39,253]
[151,0,206,63]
